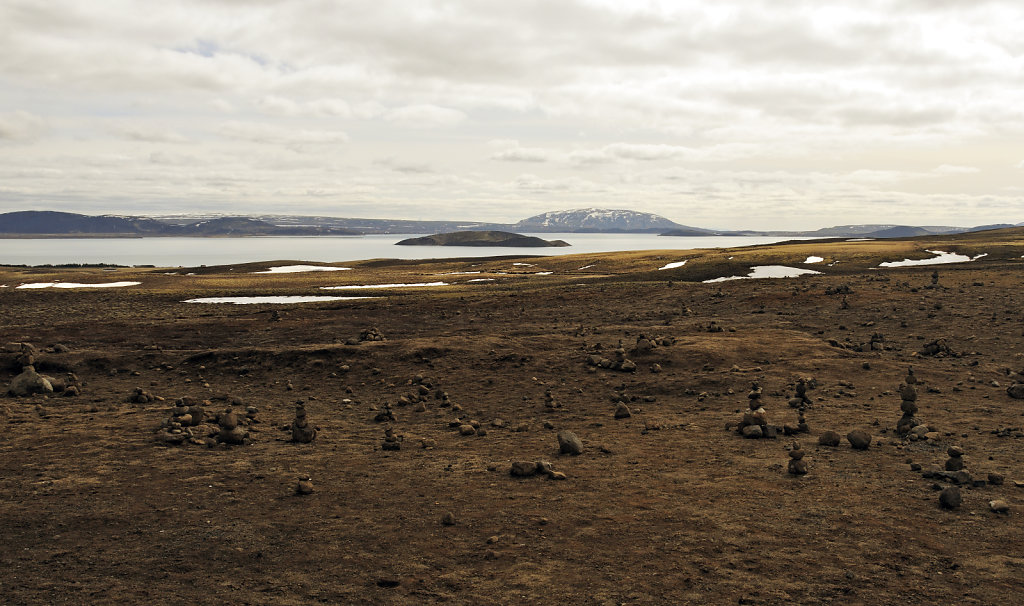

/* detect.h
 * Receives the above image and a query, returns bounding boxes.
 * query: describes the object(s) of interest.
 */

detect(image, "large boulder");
[8,366,53,397]
[1007,383,1024,399]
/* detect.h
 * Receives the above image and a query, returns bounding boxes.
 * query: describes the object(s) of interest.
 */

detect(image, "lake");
[0,234,811,267]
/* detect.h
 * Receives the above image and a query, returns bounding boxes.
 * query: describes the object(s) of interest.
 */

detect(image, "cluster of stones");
[7,365,80,397]
[917,446,1012,513]
[543,388,560,409]
[155,397,210,445]
[787,442,808,475]
[705,321,724,333]
[824,283,852,295]
[509,459,567,481]
[290,403,317,443]
[373,403,395,423]
[127,386,158,404]
[919,338,954,357]
[359,327,386,342]
[449,417,487,437]
[632,334,675,354]
[736,381,776,439]
[585,348,637,372]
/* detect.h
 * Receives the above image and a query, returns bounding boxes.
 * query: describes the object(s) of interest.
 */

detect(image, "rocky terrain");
[1,229,1023,605]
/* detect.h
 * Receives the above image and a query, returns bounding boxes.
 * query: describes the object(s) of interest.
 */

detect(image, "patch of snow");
[513,263,534,266]
[438,271,481,275]
[467,278,495,282]
[804,256,824,264]
[17,281,142,289]
[702,266,822,283]
[321,282,448,290]
[185,296,369,304]
[534,272,553,275]
[578,265,595,270]
[878,250,978,267]
[255,265,351,274]
[658,260,687,270]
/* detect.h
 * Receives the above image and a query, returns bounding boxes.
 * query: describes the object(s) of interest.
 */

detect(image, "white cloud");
[491,147,554,162]
[933,164,980,175]
[383,104,466,128]
[1,0,1023,229]
[217,121,349,146]
[0,111,48,142]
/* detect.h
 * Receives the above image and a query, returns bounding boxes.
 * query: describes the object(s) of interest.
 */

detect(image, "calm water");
[0,234,811,267]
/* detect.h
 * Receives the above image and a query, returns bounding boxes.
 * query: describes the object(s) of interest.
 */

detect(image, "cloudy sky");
[1,0,1022,230]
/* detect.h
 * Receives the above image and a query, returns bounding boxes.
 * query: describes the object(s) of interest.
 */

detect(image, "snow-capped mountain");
[514,208,693,233]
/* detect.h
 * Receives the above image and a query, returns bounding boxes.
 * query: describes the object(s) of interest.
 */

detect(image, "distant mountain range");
[0,211,359,236]
[0,209,1020,238]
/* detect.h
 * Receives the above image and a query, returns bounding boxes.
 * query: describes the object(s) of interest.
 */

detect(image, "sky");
[1,0,1022,230]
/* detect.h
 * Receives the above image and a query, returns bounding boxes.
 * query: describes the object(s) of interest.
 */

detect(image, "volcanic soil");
[1,230,1023,605]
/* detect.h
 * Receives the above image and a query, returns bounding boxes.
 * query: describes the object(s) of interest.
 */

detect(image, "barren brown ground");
[1,230,1023,605]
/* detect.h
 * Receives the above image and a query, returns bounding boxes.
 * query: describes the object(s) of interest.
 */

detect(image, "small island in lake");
[395,230,570,247]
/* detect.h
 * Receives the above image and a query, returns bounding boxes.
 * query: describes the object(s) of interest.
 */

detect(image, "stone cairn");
[787,442,808,475]
[944,445,965,472]
[290,403,317,443]
[896,379,921,437]
[784,378,812,436]
[373,403,395,423]
[217,407,248,445]
[543,389,560,409]
[788,378,813,409]
[381,426,401,451]
[737,381,772,439]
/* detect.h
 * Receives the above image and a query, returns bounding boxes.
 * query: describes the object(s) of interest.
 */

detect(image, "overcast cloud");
[0,0,1021,229]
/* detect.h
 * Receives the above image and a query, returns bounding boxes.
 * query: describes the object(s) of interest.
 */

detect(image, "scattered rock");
[989,500,1010,514]
[614,403,632,419]
[847,430,871,450]
[440,511,456,526]
[510,461,538,477]
[818,431,841,447]
[939,486,962,509]
[557,430,583,455]
[1006,384,1024,399]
